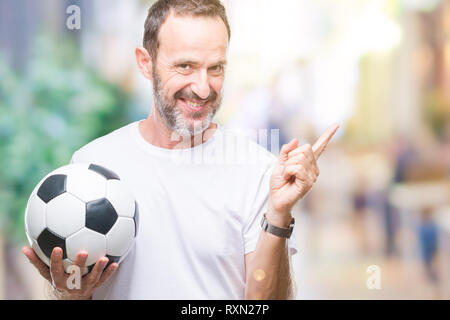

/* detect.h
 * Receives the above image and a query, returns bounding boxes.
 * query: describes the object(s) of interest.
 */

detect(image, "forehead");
[157,11,228,61]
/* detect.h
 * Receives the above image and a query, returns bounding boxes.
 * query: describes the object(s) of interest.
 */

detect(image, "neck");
[138,106,217,149]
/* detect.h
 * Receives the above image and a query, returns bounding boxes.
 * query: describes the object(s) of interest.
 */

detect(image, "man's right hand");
[22,246,118,300]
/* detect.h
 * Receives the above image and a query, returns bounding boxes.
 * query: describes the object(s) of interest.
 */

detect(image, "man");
[22,0,338,299]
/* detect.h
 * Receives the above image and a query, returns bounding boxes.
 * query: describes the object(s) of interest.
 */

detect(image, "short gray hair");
[143,0,231,63]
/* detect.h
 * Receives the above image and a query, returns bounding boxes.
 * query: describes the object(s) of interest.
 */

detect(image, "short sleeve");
[242,161,298,256]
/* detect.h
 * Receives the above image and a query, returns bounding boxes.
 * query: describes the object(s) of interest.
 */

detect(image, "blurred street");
[293,206,450,299]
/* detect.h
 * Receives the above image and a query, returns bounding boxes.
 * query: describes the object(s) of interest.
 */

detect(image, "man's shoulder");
[71,121,136,163]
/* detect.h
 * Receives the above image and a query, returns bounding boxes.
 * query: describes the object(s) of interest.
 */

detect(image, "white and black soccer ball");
[25,163,139,275]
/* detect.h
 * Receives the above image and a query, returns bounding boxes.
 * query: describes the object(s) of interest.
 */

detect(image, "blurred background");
[0,0,449,299]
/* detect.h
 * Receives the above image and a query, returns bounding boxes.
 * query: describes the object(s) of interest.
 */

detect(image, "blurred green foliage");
[0,35,130,242]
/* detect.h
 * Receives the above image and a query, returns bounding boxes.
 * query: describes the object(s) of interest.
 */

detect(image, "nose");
[190,69,210,100]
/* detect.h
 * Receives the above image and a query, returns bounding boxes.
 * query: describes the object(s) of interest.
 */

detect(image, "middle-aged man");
[23,0,338,299]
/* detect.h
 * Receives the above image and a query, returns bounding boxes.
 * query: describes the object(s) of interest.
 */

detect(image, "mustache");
[174,88,217,103]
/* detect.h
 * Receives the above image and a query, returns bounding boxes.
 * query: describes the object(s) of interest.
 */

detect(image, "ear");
[135,46,153,81]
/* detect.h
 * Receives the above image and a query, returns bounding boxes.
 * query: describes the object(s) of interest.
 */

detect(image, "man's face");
[152,12,228,136]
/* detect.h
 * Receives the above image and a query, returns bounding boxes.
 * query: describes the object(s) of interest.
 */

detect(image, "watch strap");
[260,213,295,239]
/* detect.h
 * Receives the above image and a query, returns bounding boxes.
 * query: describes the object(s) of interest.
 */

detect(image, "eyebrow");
[212,60,227,67]
[172,59,227,67]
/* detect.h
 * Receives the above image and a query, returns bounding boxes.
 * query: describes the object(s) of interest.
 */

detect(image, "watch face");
[261,215,267,229]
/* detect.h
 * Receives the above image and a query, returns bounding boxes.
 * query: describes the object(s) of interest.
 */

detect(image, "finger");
[302,144,315,162]
[301,144,319,175]
[287,143,313,159]
[284,165,317,187]
[49,247,66,288]
[285,152,317,177]
[285,153,305,167]
[85,257,109,289]
[283,164,306,181]
[278,138,299,164]
[22,246,51,281]
[287,147,301,158]
[92,263,118,290]
[313,159,320,176]
[286,145,315,167]
[71,251,88,278]
[73,251,88,270]
[312,123,339,159]
[308,168,318,183]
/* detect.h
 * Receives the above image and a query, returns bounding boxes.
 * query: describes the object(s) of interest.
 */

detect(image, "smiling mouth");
[178,98,209,112]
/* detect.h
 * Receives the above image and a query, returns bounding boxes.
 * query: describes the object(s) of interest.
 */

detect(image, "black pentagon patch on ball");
[86,198,118,235]
[86,255,120,274]
[105,255,120,269]
[37,174,67,203]
[86,264,94,275]
[37,228,67,259]
[88,164,120,180]
[133,201,139,237]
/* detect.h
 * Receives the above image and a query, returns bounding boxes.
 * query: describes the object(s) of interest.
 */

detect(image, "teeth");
[185,100,203,108]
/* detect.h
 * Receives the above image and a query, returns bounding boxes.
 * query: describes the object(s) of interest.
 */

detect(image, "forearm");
[244,215,295,300]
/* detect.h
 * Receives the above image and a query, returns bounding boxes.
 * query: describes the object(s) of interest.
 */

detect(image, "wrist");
[265,210,293,228]
[261,212,295,239]
[266,204,292,228]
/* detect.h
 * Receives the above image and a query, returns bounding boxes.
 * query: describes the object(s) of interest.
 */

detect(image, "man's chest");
[126,168,249,258]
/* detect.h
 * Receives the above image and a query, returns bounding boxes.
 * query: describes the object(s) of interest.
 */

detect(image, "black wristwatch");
[260,213,295,239]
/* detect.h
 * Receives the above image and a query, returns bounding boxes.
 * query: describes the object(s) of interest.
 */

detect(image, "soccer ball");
[25,163,139,275]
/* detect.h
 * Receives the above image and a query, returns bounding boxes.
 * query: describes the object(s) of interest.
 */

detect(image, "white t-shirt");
[70,120,297,299]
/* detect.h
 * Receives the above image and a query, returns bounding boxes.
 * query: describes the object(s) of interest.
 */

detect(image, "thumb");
[278,138,299,165]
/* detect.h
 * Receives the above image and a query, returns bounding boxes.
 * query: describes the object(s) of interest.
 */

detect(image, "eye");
[179,64,191,70]
[209,65,224,74]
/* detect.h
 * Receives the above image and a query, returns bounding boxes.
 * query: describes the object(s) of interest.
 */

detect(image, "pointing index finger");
[312,123,340,159]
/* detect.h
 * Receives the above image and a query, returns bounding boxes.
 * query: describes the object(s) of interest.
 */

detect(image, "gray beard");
[152,71,221,137]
